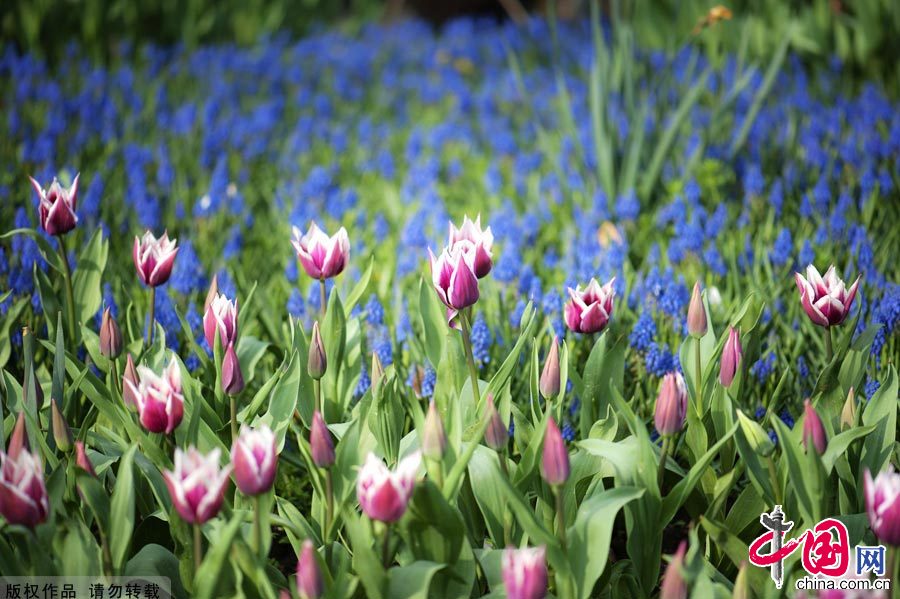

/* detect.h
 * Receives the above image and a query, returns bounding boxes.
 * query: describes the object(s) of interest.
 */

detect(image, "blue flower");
[365,294,384,326]
[769,228,793,267]
[471,314,492,364]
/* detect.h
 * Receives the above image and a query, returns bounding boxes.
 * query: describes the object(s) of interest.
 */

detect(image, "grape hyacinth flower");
[0,445,49,528]
[231,424,277,496]
[719,327,742,387]
[447,215,494,278]
[356,451,421,523]
[864,467,900,546]
[502,546,547,599]
[124,357,184,435]
[163,446,232,525]
[29,174,79,236]
[564,278,615,334]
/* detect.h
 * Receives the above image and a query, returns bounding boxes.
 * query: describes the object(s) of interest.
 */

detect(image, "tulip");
[296,540,324,599]
[74,441,96,477]
[801,399,827,455]
[841,387,857,430]
[122,353,140,409]
[308,322,327,380]
[0,446,49,528]
[654,372,688,436]
[501,546,547,599]
[163,447,232,524]
[29,174,79,236]
[864,467,900,546]
[484,395,508,451]
[100,307,123,359]
[357,451,421,523]
[204,294,238,350]
[687,282,707,338]
[203,275,219,315]
[231,424,277,496]
[539,337,561,400]
[428,246,480,318]
[310,411,335,468]
[421,400,447,460]
[660,541,688,599]
[794,264,860,328]
[564,277,615,334]
[291,222,350,281]
[370,352,385,389]
[133,230,179,287]
[50,400,72,453]
[541,418,569,486]
[7,413,27,458]
[719,327,742,387]
[222,344,245,396]
[447,215,493,278]
[124,357,184,434]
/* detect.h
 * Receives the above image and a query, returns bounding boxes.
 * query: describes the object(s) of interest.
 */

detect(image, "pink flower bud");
[447,215,493,279]
[428,246,480,318]
[539,337,561,400]
[122,353,140,409]
[7,412,27,458]
[308,322,327,380]
[864,467,900,546]
[222,344,245,396]
[75,441,96,477]
[502,546,547,599]
[719,327,742,387]
[356,452,421,523]
[541,418,569,486]
[687,282,707,338]
[163,446,232,525]
[133,230,179,287]
[100,307,123,359]
[801,399,827,455]
[296,540,324,599]
[564,278,615,334]
[0,446,49,528]
[794,264,860,328]
[291,222,350,280]
[231,424,277,496]
[124,357,184,434]
[654,372,687,436]
[483,395,508,451]
[310,411,335,468]
[29,174,79,236]
[660,541,688,599]
[421,400,447,459]
[204,293,238,350]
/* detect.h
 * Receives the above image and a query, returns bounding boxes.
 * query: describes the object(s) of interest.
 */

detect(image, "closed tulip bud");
[122,353,140,409]
[660,541,688,599]
[231,424,277,496]
[428,246,480,319]
[203,275,219,315]
[204,294,238,350]
[541,418,569,486]
[7,412,27,458]
[794,264,860,328]
[133,230,179,287]
[864,467,900,546]
[356,452,421,523]
[421,401,447,459]
[687,282,707,338]
[291,222,350,281]
[539,337,560,400]
[841,388,857,430]
[163,447,232,524]
[654,372,688,436]
[308,322,327,380]
[447,215,494,279]
[100,307,123,359]
[564,277,615,334]
[484,395,508,451]
[736,410,775,457]
[124,357,184,434]
[310,411,335,468]
[296,540,324,599]
[801,399,827,455]
[371,352,385,389]
[0,446,49,528]
[29,174,79,236]
[502,546,547,599]
[222,344,245,396]
[74,441,96,477]
[719,327,742,387]
[51,400,72,453]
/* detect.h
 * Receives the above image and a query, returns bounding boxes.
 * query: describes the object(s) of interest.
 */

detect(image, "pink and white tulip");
[232,424,277,496]
[0,446,49,528]
[291,222,350,280]
[794,265,860,328]
[564,278,615,334]
[428,246,480,320]
[133,230,179,287]
[356,452,421,523]
[447,215,493,278]
[296,540,324,599]
[29,174,79,236]
[864,467,900,546]
[163,446,232,525]
[204,294,238,349]
[502,546,547,599]
[124,357,184,434]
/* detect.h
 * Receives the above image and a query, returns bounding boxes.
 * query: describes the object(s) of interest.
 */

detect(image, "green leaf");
[344,256,374,315]
[126,544,187,598]
[388,561,444,599]
[861,366,898,476]
[579,330,625,440]
[0,228,64,273]
[73,228,109,324]
[822,425,875,473]
[258,351,301,450]
[467,446,508,547]
[236,335,269,385]
[110,445,137,572]
[194,513,244,599]
[76,472,111,534]
[418,278,446,369]
[772,416,817,525]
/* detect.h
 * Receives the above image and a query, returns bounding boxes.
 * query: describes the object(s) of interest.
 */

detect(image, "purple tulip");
[356,452,421,523]
[308,322,327,380]
[222,344,245,396]
[291,222,350,280]
[204,293,238,350]
[296,540,324,599]
[541,418,570,486]
[429,246,480,320]
[801,399,828,455]
[75,441,96,477]
[539,337,561,400]
[100,307,123,359]
[447,215,494,279]
[29,174,79,236]
[564,278,615,334]
[864,467,900,546]
[163,446,232,525]
[133,230,179,287]
[231,424,277,496]
[484,395,508,451]
[122,353,140,409]
[794,264,860,328]
[0,446,49,528]
[502,546,547,599]
[660,541,688,599]
[124,357,184,434]
[719,327,742,387]
[687,282,707,338]
[310,411,335,468]
[654,372,687,436]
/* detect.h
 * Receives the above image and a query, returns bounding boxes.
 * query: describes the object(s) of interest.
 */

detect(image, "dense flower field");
[0,12,899,599]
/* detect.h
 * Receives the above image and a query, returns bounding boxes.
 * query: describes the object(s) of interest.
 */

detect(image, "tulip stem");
[381,523,392,568]
[314,379,322,415]
[147,287,156,346]
[230,395,238,445]
[824,327,833,362]
[459,310,481,402]
[497,450,512,545]
[657,436,671,490]
[694,340,702,415]
[110,358,120,397]
[554,484,567,548]
[324,468,334,543]
[766,456,782,505]
[319,279,327,316]
[194,524,203,572]
[253,495,263,560]
[57,235,77,343]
